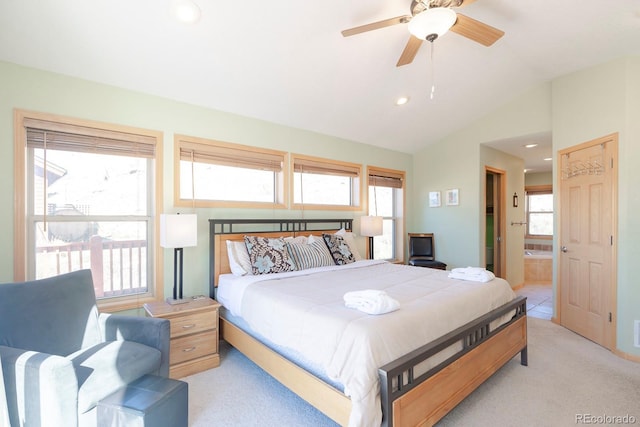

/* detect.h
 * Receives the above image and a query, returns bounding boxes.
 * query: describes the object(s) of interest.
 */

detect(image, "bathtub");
[524,249,552,259]
[524,250,552,284]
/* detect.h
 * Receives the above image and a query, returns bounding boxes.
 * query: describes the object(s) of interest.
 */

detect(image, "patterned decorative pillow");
[244,235,296,275]
[287,240,335,270]
[322,233,356,265]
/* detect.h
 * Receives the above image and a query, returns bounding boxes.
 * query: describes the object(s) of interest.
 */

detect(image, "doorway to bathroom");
[485,167,505,278]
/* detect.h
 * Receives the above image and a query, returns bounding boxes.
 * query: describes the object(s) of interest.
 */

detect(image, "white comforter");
[217,260,516,427]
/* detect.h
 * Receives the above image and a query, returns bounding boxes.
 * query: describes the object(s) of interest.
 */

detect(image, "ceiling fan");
[341,0,504,67]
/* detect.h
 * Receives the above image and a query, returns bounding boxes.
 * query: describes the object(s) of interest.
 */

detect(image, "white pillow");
[225,240,252,276]
[336,228,363,261]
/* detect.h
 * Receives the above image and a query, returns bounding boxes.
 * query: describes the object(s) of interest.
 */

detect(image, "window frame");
[174,134,288,209]
[525,185,553,240]
[367,166,405,262]
[291,153,362,211]
[13,109,164,312]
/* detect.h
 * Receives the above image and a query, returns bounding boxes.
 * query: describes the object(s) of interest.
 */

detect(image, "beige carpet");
[185,318,640,426]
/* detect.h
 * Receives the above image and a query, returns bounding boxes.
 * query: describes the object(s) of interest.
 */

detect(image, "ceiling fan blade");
[396,36,423,67]
[341,15,411,37]
[450,13,504,46]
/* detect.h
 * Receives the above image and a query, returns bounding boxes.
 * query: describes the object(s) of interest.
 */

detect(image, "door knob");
[561,246,568,253]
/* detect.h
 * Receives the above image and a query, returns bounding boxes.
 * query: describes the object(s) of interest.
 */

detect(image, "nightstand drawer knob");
[182,324,196,329]
[183,346,197,353]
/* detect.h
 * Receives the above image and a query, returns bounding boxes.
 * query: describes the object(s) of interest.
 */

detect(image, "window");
[14,110,162,311]
[526,186,553,237]
[176,135,286,208]
[367,167,405,261]
[292,154,362,210]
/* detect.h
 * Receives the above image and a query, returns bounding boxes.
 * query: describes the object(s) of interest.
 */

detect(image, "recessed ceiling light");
[543,157,552,161]
[395,96,409,106]
[524,144,538,148]
[171,0,201,24]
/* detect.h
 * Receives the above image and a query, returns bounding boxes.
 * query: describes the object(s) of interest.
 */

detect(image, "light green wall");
[0,61,413,300]
[552,56,640,356]
[524,171,552,187]
[413,56,639,357]
[2,56,638,357]
[412,83,551,285]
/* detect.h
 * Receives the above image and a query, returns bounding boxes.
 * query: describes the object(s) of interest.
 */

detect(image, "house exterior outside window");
[14,110,163,312]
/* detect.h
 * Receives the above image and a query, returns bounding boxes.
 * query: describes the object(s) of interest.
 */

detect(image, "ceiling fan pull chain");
[430,40,436,100]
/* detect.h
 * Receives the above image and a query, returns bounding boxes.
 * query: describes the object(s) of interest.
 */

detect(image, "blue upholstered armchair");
[0,269,170,427]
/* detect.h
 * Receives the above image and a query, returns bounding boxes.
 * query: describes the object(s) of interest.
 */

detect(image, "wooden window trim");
[367,166,406,262]
[291,153,362,211]
[525,184,553,240]
[174,134,288,209]
[13,109,164,312]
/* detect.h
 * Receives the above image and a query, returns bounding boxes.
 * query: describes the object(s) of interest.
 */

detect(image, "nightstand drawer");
[144,298,221,378]
[169,310,217,338]
[170,330,218,365]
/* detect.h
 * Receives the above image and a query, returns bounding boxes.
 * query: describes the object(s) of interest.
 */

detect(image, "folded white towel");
[448,267,496,283]
[343,290,400,315]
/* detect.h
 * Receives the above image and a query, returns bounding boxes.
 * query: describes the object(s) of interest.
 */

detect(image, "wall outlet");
[635,320,640,348]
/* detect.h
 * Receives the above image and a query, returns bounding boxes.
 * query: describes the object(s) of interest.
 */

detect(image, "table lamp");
[160,213,198,304]
[360,216,383,260]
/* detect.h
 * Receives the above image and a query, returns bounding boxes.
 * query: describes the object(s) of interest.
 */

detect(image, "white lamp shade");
[408,7,457,40]
[360,216,384,237]
[160,214,198,248]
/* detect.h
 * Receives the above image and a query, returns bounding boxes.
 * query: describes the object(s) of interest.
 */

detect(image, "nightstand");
[144,297,221,379]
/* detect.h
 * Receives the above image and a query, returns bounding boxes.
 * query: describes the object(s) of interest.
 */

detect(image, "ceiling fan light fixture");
[171,0,201,24]
[408,7,457,41]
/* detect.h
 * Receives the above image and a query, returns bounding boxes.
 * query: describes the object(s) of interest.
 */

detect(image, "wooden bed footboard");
[379,296,527,427]
[221,299,527,427]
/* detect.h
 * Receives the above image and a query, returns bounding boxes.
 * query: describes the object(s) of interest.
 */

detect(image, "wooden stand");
[144,298,221,378]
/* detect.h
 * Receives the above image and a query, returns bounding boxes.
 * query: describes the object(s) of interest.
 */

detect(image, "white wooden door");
[559,134,617,349]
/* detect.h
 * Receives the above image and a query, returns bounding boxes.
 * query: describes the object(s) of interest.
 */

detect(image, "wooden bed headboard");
[208,218,353,298]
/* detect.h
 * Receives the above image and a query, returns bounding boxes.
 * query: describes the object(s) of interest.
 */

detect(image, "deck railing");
[36,235,148,298]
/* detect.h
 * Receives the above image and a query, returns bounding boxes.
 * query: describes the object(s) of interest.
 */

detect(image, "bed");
[209,218,527,427]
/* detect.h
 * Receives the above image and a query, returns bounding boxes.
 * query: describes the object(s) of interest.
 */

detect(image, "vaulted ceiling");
[1,0,639,171]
